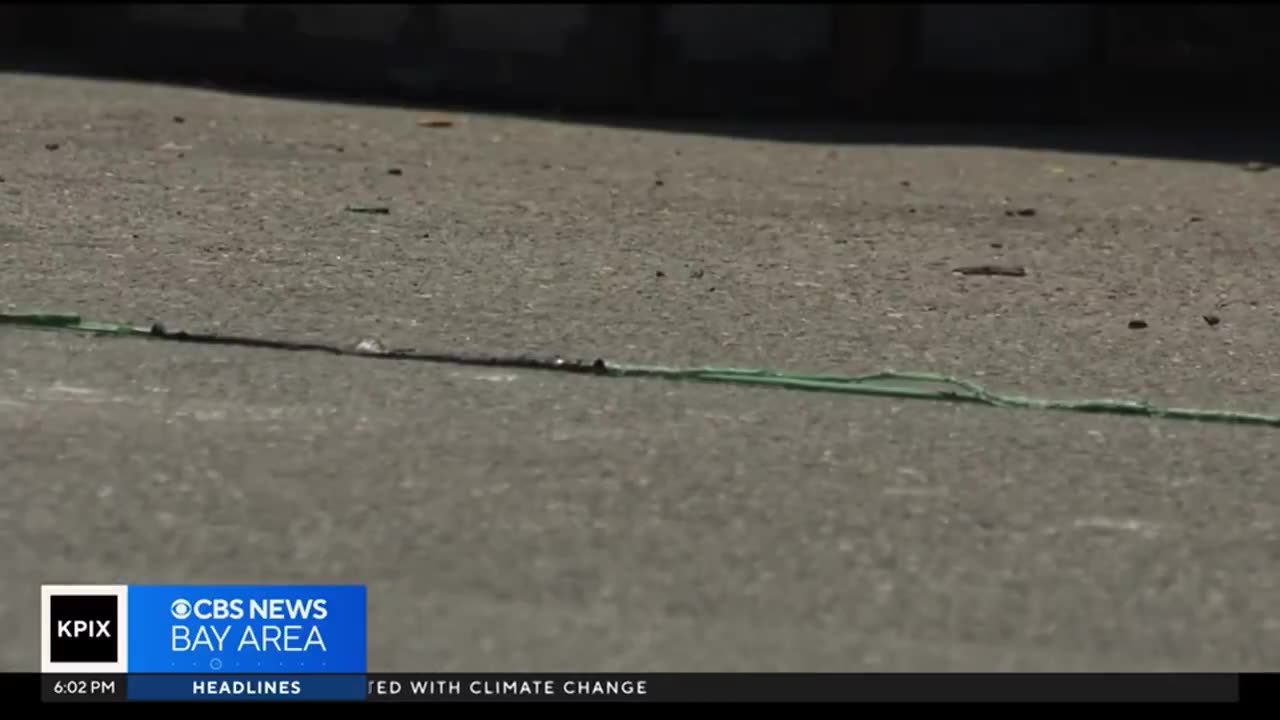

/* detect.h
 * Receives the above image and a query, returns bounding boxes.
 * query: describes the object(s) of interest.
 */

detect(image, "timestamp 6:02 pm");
[51,679,118,696]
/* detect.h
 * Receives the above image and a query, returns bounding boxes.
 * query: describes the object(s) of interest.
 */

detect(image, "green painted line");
[4,309,1279,429]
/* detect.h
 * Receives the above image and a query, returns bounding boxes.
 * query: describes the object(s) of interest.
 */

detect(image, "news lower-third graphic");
[41,584,367,675]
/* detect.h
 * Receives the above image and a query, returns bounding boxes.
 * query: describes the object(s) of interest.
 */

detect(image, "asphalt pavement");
[4,73,1280,672]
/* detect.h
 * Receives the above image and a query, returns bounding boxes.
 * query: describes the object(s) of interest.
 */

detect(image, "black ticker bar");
[1238,673,1280,704]
[364,673,1241,702]
[3,673,1263,703]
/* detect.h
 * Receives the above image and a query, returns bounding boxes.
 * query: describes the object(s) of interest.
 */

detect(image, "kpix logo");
[41,585,129,673]
[58,612,113,641]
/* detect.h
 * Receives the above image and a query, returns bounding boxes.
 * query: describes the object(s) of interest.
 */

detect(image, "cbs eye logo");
[170,599,193,620]
[41,585,129,673]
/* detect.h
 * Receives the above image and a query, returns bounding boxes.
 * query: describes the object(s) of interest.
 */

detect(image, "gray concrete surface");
[3,73,1280,672]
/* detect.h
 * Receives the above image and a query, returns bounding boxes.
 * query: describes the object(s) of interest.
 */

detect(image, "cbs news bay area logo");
[168,597,329,654]
[43,585,367,674]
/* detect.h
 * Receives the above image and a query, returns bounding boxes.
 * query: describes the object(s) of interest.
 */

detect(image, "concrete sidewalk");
[3,73,1280,671]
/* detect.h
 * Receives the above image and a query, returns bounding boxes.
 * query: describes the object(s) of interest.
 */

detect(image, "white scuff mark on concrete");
[897,466,928,481]
[549,425,621,443]
[885,467,945,497]
[21,384,310,425]
[48,383,102,396]
[450,371,519,383]
[882,486,949,498]
[1072,516,1162,538]
[172,408,228,422]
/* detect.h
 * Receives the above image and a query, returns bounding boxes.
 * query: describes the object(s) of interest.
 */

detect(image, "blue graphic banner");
[126,585,366,674]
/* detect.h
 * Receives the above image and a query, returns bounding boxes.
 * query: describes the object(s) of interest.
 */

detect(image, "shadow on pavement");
[3,34,1280,168]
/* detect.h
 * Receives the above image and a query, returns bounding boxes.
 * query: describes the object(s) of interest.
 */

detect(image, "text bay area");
[172,624,326,653]
[370,678,648,698]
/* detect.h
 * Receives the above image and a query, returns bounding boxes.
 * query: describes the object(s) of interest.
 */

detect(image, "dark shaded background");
[4,4,1280,163]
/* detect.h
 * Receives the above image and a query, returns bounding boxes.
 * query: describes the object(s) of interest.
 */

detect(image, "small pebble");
[354,338,387,354]
[1128,320,1148,330]
[1203,314,1221,327]
[44,143,60,151]
[387,168,403,176]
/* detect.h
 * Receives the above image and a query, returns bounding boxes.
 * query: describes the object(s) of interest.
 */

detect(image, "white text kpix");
[57,619,112,638]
